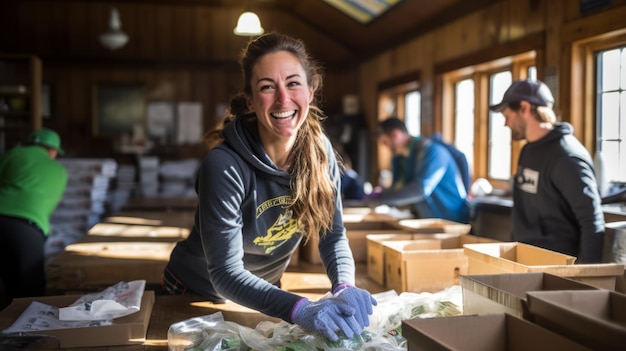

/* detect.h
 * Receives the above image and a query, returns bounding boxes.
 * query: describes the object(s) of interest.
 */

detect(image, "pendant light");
[99,7,129,51]
[234,1,264,36]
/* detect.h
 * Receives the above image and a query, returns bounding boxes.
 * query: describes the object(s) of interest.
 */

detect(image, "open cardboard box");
[300,218,406,264]
[367,232,474,285]
[526,290,626,350]
[460,272,597,318]
[0,291,155,348]
[463,242,625,289]
[383,235,498,293]
[402,313,591,351]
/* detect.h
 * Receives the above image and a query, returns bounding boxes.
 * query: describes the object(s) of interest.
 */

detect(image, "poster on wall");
[93,84,144,137]
[177,102,203,144]
[146,101,176,144]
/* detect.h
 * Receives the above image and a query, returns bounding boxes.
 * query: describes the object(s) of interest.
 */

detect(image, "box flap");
[526,290,626,350]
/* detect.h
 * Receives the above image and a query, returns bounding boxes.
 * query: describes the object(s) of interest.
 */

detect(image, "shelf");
[0,54,42,153]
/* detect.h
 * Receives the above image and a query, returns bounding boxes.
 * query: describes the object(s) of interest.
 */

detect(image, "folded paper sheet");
[59,280,146,321]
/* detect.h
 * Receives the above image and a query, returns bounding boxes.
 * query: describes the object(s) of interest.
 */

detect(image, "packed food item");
[167,286,462,351]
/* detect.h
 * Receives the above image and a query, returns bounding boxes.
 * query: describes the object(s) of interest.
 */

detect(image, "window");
[405,90,421,136]
[488,72,512,180]
[596,46,626,184]
[442,51,536,189]
[376,77,420,179]
[454,79,474,170]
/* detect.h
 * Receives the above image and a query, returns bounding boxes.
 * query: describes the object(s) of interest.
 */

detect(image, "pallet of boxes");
[400,240,625,351]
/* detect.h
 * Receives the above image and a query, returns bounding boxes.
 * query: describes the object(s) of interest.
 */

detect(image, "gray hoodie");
[164,115,355,321]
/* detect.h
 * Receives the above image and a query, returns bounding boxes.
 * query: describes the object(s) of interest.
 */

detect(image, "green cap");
[28,128,64,155]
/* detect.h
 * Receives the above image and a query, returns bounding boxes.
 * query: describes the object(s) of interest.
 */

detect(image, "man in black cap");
[490,79,604,263]
[0,128,67,306]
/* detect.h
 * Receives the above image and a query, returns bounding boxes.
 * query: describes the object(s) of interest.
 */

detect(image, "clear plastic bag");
[167,287,463,351]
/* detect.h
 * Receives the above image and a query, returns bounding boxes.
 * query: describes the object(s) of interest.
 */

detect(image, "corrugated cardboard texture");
[460,272,597,318]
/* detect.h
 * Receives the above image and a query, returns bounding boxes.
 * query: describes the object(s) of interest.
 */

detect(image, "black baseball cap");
[489,79,554,112]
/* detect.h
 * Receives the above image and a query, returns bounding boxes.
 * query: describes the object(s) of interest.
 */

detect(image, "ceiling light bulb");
[99,8,129,51]
[234,11,264,36]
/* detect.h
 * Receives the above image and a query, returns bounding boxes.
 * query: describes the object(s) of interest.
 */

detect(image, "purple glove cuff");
[333,283,353,294]
[290,297,309,322]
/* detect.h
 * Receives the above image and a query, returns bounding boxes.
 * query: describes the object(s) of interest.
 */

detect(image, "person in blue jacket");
[374,117,469,223]
[162,32,376,342]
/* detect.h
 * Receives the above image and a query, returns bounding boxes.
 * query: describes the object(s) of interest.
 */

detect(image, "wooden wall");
[0,1,358,160]
[2,0,626,169]
[357,0,626,180]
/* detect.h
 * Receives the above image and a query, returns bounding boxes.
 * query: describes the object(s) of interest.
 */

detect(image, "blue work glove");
[333,284,377,328]
[290,297,362,342]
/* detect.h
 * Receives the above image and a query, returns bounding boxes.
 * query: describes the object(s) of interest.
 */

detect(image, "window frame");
[571,29,626,173]
[440,52,537,191]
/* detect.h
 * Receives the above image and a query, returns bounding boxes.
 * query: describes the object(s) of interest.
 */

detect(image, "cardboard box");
[300,218,405,264]
[396,218,471,234]
[463,242,625,290]
[46,242,175,293]
[367,232,468,285]
[460,272,598,318]
[526,290,626,350]
[367,233,420,284]
[0,291,155,348]
[384,235,498,293]
[402,313,592,351]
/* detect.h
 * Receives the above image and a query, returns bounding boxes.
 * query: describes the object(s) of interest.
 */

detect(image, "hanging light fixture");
[99,7,129,51]
[234,1,264,36]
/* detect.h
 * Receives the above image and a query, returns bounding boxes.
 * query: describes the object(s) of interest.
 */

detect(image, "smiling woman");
[162,32,377,342]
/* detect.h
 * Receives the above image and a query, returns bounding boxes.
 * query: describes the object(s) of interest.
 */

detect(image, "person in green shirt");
[0,128,67,306]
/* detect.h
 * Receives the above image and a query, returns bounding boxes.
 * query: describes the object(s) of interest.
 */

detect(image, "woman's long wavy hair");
[203,32,335,242]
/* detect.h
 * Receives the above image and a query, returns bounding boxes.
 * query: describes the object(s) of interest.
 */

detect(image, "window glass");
[488,72,512,180]
[454,79,474,170]
[597,47,626,183]
[405,90,421,136]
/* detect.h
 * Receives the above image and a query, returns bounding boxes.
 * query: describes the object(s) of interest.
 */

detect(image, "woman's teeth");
[271,110,296,119]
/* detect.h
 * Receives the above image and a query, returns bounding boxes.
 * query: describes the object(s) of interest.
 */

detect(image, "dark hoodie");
[512,122,605,263]
[164,115,355,321]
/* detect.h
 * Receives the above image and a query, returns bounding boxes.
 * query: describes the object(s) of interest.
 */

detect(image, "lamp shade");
[234,11,264,36]
[99,8,129,50]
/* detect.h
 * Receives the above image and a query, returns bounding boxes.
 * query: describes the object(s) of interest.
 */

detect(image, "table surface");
[0,294,284,351]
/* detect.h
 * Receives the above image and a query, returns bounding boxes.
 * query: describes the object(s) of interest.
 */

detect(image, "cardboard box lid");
[526,290,626,350]
[397,218,471,234]
[0,291,155,348]
[464,242,576,268]
[402,313,591,351]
